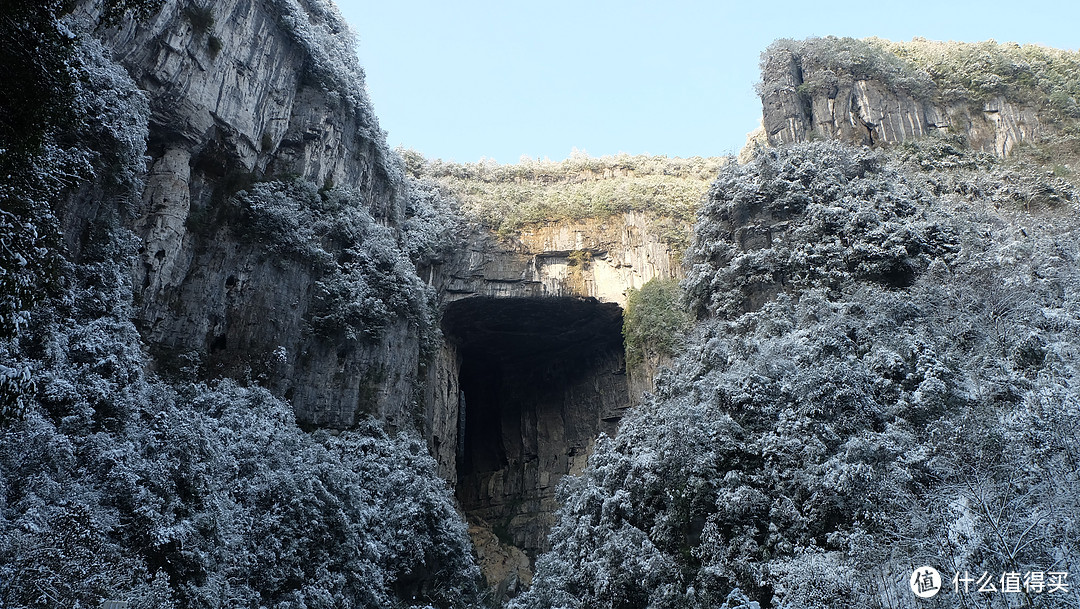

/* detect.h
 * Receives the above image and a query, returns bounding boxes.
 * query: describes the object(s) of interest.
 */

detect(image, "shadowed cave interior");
[441,296,629,557]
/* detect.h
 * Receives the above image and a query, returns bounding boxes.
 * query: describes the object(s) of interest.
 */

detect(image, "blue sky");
[334,1,1079,164]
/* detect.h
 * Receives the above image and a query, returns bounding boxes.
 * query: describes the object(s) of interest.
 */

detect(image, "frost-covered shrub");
[402,173,466,265]
[893,133,997,171]
[4,274,481,607]
[231,179,435,342]
[1,182,478,608]
[767,36,935,100]
[2,373,482,608]
[686,142,960,318]
[768,36,1080,119]
[520,141,1080,609]
[411,151,724,240]
[74,35,150,196]
[1,4,149,422]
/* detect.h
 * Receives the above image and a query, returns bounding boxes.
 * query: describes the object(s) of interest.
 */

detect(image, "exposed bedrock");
[445,296,626,557]
[447,212,684,304]
[85,0,685,594]
[423,218,684,594]
[91,0,413,429]
[425,215,684,479]
[760,46,1042,155]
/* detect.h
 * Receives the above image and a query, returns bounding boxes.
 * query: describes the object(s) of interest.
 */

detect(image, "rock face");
[423,214,685,480]
[99,0,418,429]
[446,212,683,305]
[428,216,685,592]
[92,0,685,594]
[444,296,625,551]
[760,46,1042,156]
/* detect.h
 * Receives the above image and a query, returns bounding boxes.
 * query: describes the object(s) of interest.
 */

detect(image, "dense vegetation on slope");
[404,150,726,247]
[225,177,460,348]
[0,4,479,608]
[622,279,692,369]
[0,0,157,421]
[7,5,1080,608]
[516,140,1080,609]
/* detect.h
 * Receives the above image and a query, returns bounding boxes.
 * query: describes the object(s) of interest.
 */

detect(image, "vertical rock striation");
[427,216,686,593]
[760,41,1043,155]
[83,1,689,594]
[92,0,419,429]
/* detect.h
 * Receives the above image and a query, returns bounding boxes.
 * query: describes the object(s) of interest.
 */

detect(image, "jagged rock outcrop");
[101,0,382,187]
[92,0,418,428]
[447,212,683,306]
[761,45,1042,155]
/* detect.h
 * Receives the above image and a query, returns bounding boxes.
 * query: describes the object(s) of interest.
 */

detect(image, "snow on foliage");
[1,376,481,608]
[1,207,481,607]
[0,5,481,608]
[401,173,467,266]
[1,6,149,421]
[517,141,1080,609]
[228,174,460,345]
[266,0,402,186]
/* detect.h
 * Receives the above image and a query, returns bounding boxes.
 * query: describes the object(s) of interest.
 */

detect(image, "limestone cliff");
[89,0,420,429]
[80,1,690,594]
[447,212,682,306]
[427,214,685,596]
[759,38,1061,156]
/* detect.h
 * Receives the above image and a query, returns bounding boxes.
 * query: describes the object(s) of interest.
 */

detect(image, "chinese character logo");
[910,566,942,599]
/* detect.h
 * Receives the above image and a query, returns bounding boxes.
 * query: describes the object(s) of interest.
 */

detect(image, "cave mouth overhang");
[441,295,627,554]
[442,296,625,365]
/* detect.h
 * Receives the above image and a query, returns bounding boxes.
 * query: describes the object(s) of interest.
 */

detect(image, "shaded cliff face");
[423,215,686,595]
[760,39,1050,156]
[101,0,690,439]
[446,297,626,556]
[424,213,686,477]
[97,0,423,429]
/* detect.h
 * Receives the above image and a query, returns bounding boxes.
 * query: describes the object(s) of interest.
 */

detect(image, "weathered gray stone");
[91,0,420,431]
[760,46,1043,155]
[760,48,811,146]
[90,0,687,593]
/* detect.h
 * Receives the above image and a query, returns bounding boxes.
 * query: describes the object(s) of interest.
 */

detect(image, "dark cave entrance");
[442,296,628,557]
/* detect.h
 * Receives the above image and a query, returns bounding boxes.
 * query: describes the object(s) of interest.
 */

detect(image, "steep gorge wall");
[426,215,685,593]
[427,213,686,475]
[760,46,1043,155]
[97,0,685,438]
[82,1,687,593]
[90,0,421,429]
